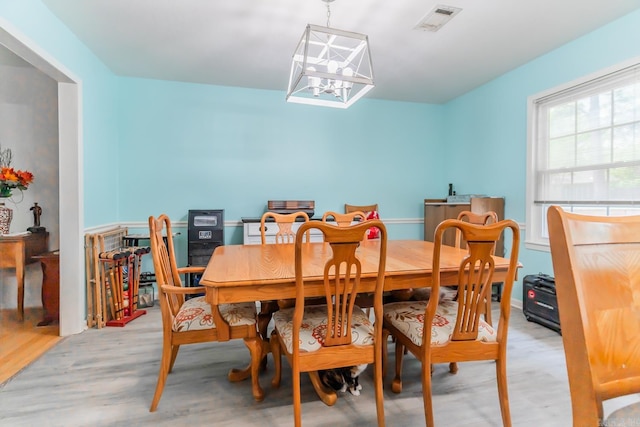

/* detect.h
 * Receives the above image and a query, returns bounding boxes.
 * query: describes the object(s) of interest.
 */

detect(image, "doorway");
[0,22,84,337]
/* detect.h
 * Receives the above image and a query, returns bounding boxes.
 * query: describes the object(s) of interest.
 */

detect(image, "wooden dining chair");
[270,220,387,427]
[260,211,310,244]
[547,206,640,426]
[322,210,367,226]
[257,211,311,339]
[148,214,260,411]
[324,210,372,312]
[345,203,378,215]
[455,210,499,325]
[414,210,501,375]
[453,211,499,250]
[382,218,520,426]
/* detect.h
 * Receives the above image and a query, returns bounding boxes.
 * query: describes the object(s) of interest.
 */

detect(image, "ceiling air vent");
[414,5,462,32]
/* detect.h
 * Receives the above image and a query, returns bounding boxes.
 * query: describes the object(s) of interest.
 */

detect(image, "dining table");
[198,239,517,404]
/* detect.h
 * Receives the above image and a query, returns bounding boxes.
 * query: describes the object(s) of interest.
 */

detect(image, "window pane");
[549,103,575,138]
[613,82,640,126]
[538,171,572,201]
[610,207,640,216]
[548,135,575,169]
[577,129,611,166]
[613,122,640,162]
[572,206,608,216]
[577,92,612,132]
[574,170,607,201]
[609,166,640,200]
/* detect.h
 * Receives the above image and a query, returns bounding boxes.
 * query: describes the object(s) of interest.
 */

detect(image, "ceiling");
[29,0,640,104]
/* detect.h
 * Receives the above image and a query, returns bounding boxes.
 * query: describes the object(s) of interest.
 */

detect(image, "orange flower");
[1,166,33,198]
[0,167,18,182]
[15,170,34,186]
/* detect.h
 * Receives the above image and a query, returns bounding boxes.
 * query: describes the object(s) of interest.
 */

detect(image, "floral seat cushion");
[173,296,257,332]
[273,305,374,354]
[383,300,496,347]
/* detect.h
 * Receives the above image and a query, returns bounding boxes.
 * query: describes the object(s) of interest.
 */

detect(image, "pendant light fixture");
[286,0,375,109]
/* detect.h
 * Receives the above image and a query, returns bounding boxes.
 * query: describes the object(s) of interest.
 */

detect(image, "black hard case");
[522,273,561,334]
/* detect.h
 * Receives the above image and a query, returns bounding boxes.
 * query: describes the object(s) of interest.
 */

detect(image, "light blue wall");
[443,8,640,297]
[116,77,445,243]
[3,2,640,301]
[0,0,120,228]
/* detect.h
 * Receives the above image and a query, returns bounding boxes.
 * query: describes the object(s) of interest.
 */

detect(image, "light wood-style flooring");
[1,304,638,426]
[0,307,61,385]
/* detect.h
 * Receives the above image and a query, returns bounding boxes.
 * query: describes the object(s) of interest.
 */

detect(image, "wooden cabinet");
[424,197,505,256]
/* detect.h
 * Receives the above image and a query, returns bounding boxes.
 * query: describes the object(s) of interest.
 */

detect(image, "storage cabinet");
[423,197,505,256]
[188,210,224,287]
[188,210,224,266]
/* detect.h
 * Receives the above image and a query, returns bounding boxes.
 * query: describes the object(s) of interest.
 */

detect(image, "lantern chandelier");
[286,0,375,109]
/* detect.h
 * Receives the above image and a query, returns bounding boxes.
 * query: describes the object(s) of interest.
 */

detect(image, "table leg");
[16,257,25,321]
[227,336,267,402]
[308,371,337,406]
[37,255,60,327]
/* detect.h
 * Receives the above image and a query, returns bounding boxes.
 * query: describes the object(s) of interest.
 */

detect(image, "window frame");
[526,56,640,251]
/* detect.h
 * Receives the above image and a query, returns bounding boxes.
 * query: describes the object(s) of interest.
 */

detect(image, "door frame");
[0,19,84,336]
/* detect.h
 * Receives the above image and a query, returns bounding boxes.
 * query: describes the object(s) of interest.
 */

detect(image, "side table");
[32,250,60,326]
[0,232,49,321]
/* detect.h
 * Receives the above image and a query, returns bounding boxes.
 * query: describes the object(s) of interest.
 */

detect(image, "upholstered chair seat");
[272,305,373,354]
[383,300,497,347]
[172,297,257,332]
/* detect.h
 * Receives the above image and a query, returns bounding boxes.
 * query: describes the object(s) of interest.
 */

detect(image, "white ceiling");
[34,0,640,104]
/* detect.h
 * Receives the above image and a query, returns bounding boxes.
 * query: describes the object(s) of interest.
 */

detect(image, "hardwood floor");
[0,307,61,385]
[0,304,638,426]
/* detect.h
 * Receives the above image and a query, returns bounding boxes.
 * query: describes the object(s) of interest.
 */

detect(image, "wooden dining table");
[199,239,516,403]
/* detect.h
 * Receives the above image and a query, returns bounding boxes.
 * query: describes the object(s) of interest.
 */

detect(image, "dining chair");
[260,211,310,244]
[547,206,640,426]
[323,210,372,312]
[258,211,311,339]
[270,220,387,427]
[345,204,379,237]
[413,210,501,376]
[322,210,367,226]
[455,210,500,325]
[345,203,378,215]
[148,214,260,411]
[418,211,499,301]
[382,218,520,426]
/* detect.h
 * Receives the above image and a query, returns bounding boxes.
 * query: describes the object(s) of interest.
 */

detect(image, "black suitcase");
[523,273,561,334]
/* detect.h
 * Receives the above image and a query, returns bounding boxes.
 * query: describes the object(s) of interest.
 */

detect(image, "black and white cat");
[320,364,368,396]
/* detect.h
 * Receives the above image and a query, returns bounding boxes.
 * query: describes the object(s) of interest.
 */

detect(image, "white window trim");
[526,55,640,251]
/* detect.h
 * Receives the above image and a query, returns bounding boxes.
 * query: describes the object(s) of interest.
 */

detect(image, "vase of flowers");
[0,202,12,235]
[0,145,34,234]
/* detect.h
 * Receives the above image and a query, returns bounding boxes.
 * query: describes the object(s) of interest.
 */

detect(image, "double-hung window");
[527,60,640,249]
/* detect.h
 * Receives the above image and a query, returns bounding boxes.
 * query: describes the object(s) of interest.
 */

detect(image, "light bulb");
[307,67,321,97]
[327,60,339,74]
[341,67,354,99]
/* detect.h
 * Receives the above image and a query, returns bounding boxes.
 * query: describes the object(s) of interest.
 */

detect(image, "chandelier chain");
[326,1,331,27]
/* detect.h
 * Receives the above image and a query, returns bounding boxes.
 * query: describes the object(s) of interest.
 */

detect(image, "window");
[527,60,640,249]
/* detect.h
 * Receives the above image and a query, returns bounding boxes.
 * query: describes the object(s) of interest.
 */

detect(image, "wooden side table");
[33,250,60,326]
[0,232,49,321]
